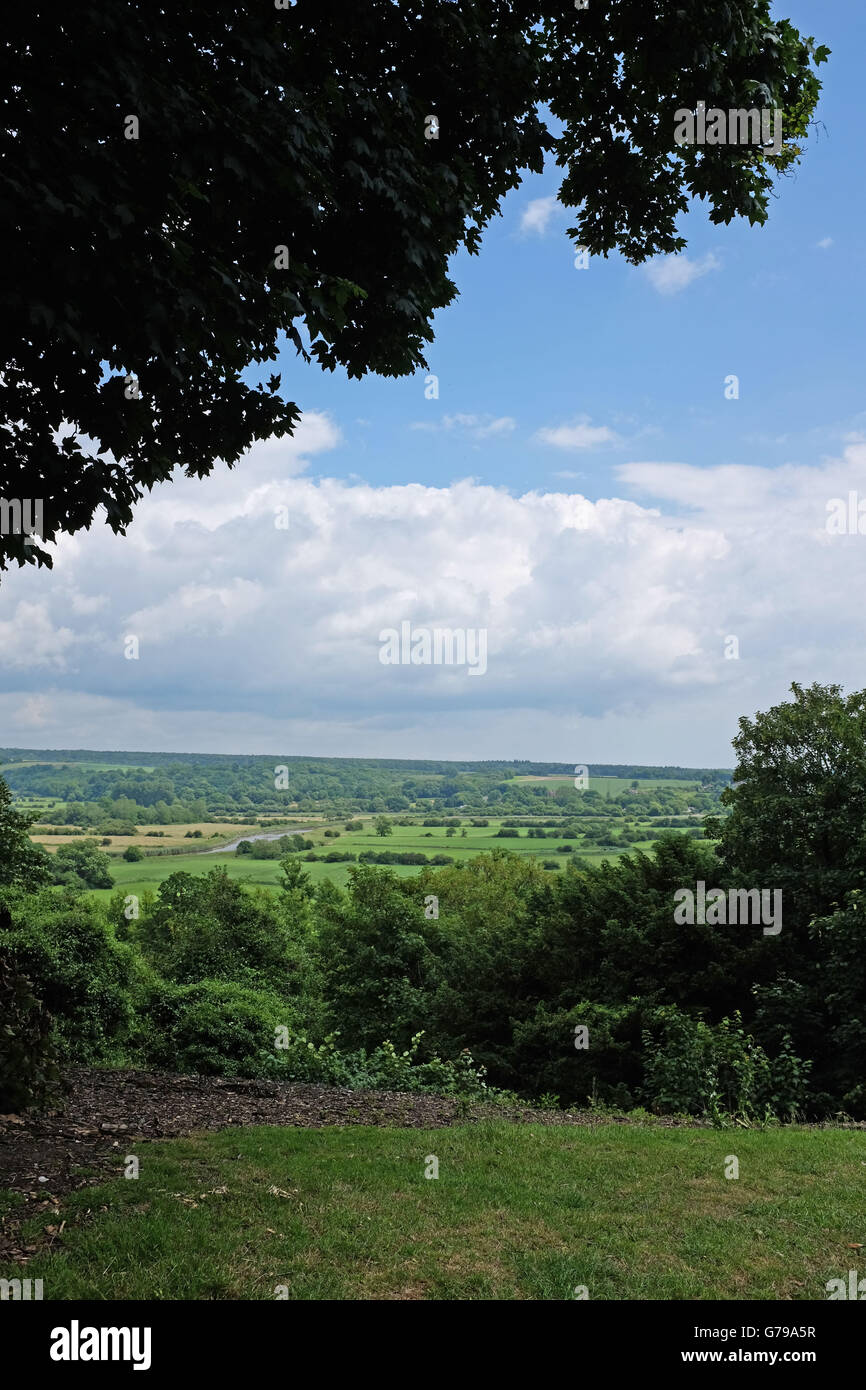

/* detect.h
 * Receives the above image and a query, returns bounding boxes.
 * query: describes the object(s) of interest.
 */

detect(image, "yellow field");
[29,819,326,853]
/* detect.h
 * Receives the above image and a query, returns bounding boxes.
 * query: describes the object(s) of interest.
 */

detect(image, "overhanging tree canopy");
[0,1,827,572]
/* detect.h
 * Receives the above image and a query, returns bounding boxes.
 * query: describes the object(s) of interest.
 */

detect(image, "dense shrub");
[297,850,356,862]
[136,869,311,995]
[136,983,492,1097]
[641,1008,810,1121]
[240,834,313,858]
[0,887,139,1062]
[357,849,453,866]
[0,943,61,1110]
[138,978,295,1077]
[314,866,443,1050]
[252,837,292,858]
[270,1029,492,1096]
[509,1002,644,1108]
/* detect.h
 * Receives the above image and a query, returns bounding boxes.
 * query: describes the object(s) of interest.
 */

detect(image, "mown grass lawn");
[3,1122,863,1300]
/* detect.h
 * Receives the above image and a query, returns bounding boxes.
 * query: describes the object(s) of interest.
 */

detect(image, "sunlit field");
[82,813,677,899]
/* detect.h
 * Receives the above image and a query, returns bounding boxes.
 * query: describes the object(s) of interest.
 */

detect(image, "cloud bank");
[2,414,865,764]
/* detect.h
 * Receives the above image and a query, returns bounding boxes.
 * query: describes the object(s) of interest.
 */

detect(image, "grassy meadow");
[512,774,692,794]
[81,813,677,899]
[29,818,325,854]
[3,1120,862,1300]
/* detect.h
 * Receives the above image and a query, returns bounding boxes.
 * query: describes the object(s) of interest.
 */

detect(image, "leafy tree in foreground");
[0,942,61,1111]
[315,865,442,1049]
[0,774,51,889]
[806,892,866,1114]
[138,867,300,992]
[0,885,138,1064]
[1,2,826,571]
[707,682,866,927]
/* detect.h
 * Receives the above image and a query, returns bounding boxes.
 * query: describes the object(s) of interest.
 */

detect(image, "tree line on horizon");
[1,755,729,827]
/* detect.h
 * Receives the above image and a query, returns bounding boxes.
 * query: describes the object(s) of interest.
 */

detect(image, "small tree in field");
[374,816,393,838]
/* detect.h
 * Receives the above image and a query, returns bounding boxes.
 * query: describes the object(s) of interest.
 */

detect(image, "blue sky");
[271,0,865,500]
[1,0,865,767]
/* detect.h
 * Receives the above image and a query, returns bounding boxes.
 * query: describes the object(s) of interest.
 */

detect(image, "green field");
[514,774,699,794]
[87,850,411,897]
[87,815,665,899]
[2,1119,861,1300]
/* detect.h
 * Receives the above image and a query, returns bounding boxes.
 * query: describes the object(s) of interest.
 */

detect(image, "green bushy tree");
[138,867,312,996]
[315,866,441,1049]
[0,774,51,889]
[0,887,139,1062]
[0,941,61,1111]
[707,682,866,928]
[50,839,114,889]
[139,978,294,1078]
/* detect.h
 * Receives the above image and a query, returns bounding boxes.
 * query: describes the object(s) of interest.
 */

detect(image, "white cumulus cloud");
[519,196,560,237]
[536,418,620,450]
[643,252,720,295]
[3,433,866,763]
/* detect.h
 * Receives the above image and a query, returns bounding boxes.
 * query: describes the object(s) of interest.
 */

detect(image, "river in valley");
[204,826,316,853]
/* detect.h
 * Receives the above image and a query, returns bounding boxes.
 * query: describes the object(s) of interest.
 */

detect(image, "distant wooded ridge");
[0,749,731,781]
